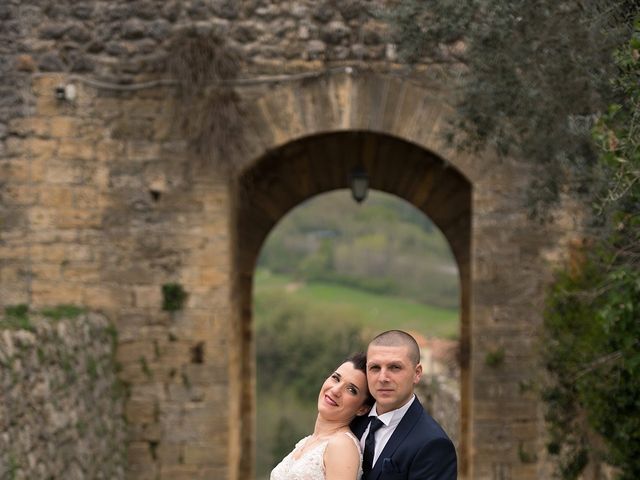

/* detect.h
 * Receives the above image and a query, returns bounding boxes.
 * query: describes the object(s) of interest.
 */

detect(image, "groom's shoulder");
[411,404,454,443]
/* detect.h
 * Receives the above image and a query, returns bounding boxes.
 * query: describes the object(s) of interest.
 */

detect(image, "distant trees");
[389,1,639,477]
[258,191,459,309]
[255,292,364,402]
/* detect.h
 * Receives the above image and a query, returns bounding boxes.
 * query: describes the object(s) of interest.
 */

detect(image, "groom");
[351,330,457,479]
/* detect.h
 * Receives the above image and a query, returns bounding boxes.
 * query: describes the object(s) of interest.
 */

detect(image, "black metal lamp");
[349,166,369,203]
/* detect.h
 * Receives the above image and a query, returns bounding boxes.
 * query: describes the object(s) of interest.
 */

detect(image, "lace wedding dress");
[270,431,362,480]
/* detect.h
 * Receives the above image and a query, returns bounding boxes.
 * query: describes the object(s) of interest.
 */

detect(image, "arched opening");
[232,131,471,479]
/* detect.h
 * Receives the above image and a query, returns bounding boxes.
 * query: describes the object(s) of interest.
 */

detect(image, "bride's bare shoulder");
[326,431,361,455]
[324,431,362,479]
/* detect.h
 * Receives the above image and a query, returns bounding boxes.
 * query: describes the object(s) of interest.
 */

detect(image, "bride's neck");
[312,415,347,438]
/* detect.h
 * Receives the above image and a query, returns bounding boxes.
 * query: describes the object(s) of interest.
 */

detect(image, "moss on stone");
[40,304,85,321]
[1,304,33,331]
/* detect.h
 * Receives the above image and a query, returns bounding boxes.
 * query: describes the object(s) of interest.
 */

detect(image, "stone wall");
[4,0,394,83]
[0,1,587,479]
[0,312,126,480]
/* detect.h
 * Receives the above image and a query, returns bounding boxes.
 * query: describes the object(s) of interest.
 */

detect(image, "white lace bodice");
[270,432,362,480]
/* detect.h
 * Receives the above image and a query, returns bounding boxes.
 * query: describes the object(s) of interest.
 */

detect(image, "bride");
[270,352,375,480]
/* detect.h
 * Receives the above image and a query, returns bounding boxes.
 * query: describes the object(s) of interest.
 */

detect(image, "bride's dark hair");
[346,352,375,407]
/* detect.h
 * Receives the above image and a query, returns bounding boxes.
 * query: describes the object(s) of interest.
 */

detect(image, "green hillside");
[255,269,459,339]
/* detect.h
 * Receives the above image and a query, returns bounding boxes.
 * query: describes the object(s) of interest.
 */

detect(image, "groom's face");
[366,344,422,414]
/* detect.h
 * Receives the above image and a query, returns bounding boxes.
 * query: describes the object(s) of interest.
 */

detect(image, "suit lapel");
[369,398,424,480]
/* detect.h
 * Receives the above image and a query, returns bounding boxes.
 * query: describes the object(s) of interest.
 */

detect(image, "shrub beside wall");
[0,312,126,480]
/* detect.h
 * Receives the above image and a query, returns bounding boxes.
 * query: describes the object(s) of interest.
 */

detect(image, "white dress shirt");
[359,395,416,467]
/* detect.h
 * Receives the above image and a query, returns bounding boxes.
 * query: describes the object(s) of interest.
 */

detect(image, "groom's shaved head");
[369,330,421,365]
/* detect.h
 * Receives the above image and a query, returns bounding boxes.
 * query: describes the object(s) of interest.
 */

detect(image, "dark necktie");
[363,417,385,474]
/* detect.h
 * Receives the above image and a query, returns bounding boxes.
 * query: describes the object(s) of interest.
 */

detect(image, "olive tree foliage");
[388,2,639,478]
[542,28,640,480]
[388,0,634,212]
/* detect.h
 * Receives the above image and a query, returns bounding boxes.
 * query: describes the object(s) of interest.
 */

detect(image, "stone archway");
[232,129,472,479]
[222,71,556,480]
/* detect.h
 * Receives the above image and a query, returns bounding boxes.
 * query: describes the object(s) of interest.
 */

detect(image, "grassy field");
[254,269,460,339]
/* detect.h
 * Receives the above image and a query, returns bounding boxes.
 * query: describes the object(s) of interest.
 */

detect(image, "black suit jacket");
[351,398,457,480]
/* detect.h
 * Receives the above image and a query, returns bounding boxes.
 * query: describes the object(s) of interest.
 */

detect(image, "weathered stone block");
[133,285,162,309]
[183,444,215,465]
[43,159,87,184]
[1,184,37,205]
[8,117,50,137]
[181,363,222,386]
[31,263,62,281]
[64,244,94,262]
[118,362,154,385]
[29,243,66,262]
[0,244,28,260]
[27,207,56,230]
[39,185,73,207]
[61,263,101,282]
[53,208,102,229]
[127,441,154,466]
[50,116,83,138]
[31,74,63,96]
[8,137,58,158]
[116,341,157,365]
[0,264,28,284]
[156,442,183,465]
[58,139,95,159]
[30,281,83,306]
[158,465,199,480]
[197,467,229,479]
[1,159,30,182]
[157,341,191,366]
[125,399,157,425]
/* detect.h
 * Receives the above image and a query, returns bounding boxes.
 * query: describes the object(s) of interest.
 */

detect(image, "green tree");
[255,291,365,401]
[389,1,639,477]
[271,416,305,471]
[389,0,634,211]
[544,259,640,479]
[542,25,640,479]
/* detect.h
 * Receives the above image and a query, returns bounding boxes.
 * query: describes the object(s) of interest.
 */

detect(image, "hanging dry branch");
[165,28,245,177]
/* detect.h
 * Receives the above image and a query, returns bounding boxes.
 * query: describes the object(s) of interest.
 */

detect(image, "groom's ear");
[413,362,423,385]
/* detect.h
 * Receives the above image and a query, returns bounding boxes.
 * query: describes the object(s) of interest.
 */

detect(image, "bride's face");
[317,361,370,422]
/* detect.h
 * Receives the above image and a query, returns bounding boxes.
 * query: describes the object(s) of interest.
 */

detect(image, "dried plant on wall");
[165,29,245,177]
